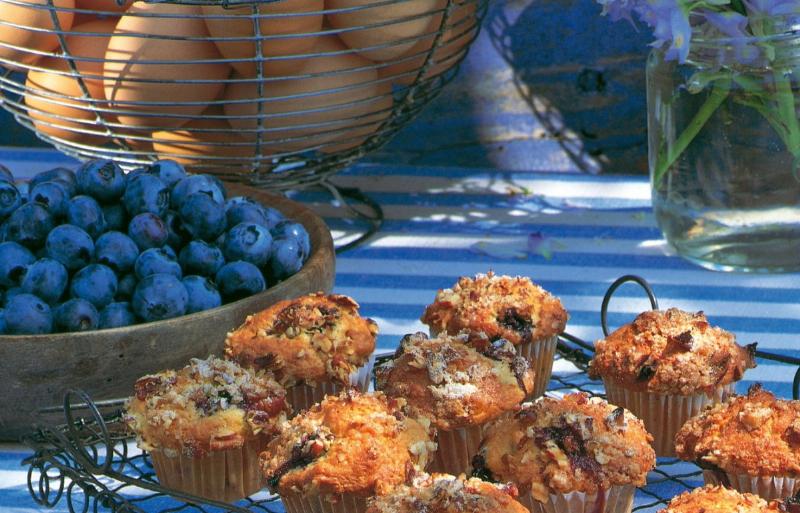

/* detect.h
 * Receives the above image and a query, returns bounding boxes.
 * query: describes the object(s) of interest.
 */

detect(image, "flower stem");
[772,68,800,157]
[653,78,731,186]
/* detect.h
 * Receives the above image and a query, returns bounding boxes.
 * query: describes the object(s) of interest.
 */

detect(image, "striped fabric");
[2,150,799,512]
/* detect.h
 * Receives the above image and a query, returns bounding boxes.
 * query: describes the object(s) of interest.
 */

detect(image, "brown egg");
[25,57,109,145]
[326,0,445,62]
[64,18,117,84]
[202,0,324,77]
[223,36,392,156]
[0,0,75,67]
[103,3,231,129]
[378,1,477,86]
[75,0,131,15]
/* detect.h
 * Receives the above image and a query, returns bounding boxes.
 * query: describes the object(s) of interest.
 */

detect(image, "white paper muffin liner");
[150,436,265,503]
[281,490,369,513]
[429,423,485,476]
[517,335,559,399]
[703,470,800,501]
[287,354,376,414]
[603,380,734,457]
[518,484,636,513]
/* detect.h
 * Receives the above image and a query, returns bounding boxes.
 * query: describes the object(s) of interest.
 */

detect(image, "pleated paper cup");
[150,436,266,503]
[703,470,800,501]
[281,490,369,513]
[429,423,485,476]
[287,354,376,414]
[518,484,636,513]
[517,335,559,399]
[603,380,734,457]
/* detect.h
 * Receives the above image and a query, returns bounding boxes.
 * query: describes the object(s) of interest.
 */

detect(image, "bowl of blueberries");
[0,158,334,439]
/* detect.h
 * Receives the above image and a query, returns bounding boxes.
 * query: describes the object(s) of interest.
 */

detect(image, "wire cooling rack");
[22,275,800,513]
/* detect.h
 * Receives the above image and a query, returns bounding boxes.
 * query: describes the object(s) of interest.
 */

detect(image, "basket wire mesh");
[22,275,800,513]
[0,0,487,190]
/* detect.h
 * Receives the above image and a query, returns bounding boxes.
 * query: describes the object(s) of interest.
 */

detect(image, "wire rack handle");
[600,274,659,337]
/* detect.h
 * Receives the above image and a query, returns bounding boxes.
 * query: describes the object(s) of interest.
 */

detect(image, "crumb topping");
[676,385,800,476]
[376,332,534,430]
[420,272,568,347]
[225,293,378,386]
[474,393,655,501]
[589,308,757,395]
[658,485,779,513]
[260,391,436,497]
[125,356,290,457]
[366,473,529,513]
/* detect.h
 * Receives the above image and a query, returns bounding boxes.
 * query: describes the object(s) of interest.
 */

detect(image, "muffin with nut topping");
[676,385,800,501]
[376,332,534,476]
[589,308,756,456]
[126,356,290,503]
[657,485,782,513]
[225,292,378,412]
[420,272,568,398]
[261,390,436,513]
[366,472,529,513]
[473,393,655,513]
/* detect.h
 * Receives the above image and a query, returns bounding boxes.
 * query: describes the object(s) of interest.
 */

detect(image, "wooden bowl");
[0,183,334,441]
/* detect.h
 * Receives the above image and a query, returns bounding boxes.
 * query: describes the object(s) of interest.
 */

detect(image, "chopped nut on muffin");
[658,485,780,513]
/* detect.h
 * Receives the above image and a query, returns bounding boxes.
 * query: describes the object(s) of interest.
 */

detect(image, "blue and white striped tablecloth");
[2,149,800,512]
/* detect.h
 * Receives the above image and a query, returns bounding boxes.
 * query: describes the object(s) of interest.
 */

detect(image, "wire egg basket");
[0,0,486,190]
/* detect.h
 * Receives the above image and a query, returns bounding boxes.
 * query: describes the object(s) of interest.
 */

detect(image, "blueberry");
[135,247,182,279]
[66,195,107,239]
[98,301,136,329]
[30,167,77,196]
[215,261,265,302]
[71,264,118,309]
[5,293,52,334]
[179,240,225,277]
[21,258,68,304]
[182,275,222,314]
[132,273,188,322]
[123,174,169,217]
[226,201,270,230]
[0,164,13,183]
[95,231,139,273]
[53,298,98,333]
[116,273,137,301]
[0,242,35,287]
[148,160,186,188]
[0,181,22,218]
[163,210,188,249]
[223,222,273,267]
[179,193,226,242]
[0,309,6,334]
[161,245,177,259]
[268,237,306,280]
[225,196,258,210]
[171,174,225,208]
[102,203,127,232]
[5,203,54,248]
[262,207,285,230]
[29,181,69,217]
[76,159,126,202]
[125,166,154,184]
[45,225,94,271]
[4,287,23,306]
[128,213,168,251]
[271,220,310,257]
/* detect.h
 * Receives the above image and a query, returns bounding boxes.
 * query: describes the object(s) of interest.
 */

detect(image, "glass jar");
[647,18,800,272]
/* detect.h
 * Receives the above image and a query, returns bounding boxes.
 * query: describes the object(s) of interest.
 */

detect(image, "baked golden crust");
[474,393,655,501]
[420,273,568,347]
[675,385,800,476]
[260,391,436,497]
[225,293,378,386]
[657,485,780,513]
[375,332,534,431]
[366,473,528,513]
[588,308,756,395]
[125,356,290,457]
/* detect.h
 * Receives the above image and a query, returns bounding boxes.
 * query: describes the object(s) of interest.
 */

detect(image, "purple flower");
[597,0,635,22]
[702,10,760,64]
[743,0,800,16]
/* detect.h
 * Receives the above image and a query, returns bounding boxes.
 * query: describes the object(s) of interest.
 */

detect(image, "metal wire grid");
[22,275,800,513]
[0,0,486,190]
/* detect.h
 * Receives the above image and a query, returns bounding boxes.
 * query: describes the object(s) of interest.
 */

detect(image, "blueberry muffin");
[376,332,534,475]
[225,292,378,411]
[473,393,655,513]
[126,356,290,502]
[657,485,781,513]
[421,272,568,398]
[589,308,756,456]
